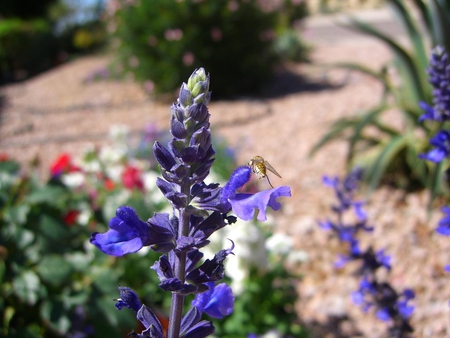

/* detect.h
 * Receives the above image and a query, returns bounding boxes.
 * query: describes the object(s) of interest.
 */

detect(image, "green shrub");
[311,0,450,197]
[0,0,58,19]
[107,0,308,98]
[0,18,58,82]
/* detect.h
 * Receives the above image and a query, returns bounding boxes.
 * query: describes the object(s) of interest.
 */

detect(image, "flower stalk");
[89,67,291,337]
[319,169,414,337]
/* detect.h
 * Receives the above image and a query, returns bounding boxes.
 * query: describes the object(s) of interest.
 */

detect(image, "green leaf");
[430,160,448,208]
[26,185,67,206]
[344,17,427,102]
[405,141,429,186]
[38,215,67,241]
[65,252,92,271]
[327,62,391,88]
[0,160,20,175]
[40,300,70,335]
[389,0,429,72]
[347,105,390,162]
[410,0,434,39]
[364,134,410,192]
[37,255,73,286]
[3,204,30,226]
[94,296,121,327]
[309,118,358,156]
[12,270,43,305]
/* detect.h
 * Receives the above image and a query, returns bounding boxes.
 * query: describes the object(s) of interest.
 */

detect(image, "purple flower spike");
[228,186,291,221]
[90,206,151,256]
[192,282,234,319]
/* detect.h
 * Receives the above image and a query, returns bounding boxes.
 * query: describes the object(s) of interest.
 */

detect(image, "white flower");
[76,208,92,226]
[260,329,283,338]
[99,145,127,165]
[265,232,294,256]
[234,223,268,270]
[286,250,309,265]
[61,172,85,188]
[80,159,101,173]
[224,253,248,295]
[105,164,123,182]
[109,124,130,144]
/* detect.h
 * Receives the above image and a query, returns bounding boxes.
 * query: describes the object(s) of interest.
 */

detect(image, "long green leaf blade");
[344,18,428,102]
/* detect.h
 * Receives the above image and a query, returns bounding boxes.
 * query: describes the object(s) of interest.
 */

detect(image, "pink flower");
[164,29,183,41]
[228,0,239,11]
[143,80,155,93]
[210,27,223,42]
[182,52,195,66]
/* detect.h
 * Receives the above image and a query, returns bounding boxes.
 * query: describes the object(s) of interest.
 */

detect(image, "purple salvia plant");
[320,169,414,337]
[90,68,291,338]
[419,46,450,123]
[419,46,450,272]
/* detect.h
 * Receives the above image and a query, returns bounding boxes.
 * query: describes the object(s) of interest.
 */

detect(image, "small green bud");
[191,81,207,100]
[187,68,207,91]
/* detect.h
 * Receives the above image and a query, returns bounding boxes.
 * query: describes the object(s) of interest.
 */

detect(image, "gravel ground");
[1,8,450,338]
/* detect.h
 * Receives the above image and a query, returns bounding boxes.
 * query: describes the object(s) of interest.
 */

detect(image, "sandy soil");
[1,9,450,338]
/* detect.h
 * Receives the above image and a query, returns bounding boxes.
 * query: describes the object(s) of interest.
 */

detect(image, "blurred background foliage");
[0,125,305,338]
[0,0,106,84]
[311,0,450,201]
[107,0,309,98]
[0,0,309,97]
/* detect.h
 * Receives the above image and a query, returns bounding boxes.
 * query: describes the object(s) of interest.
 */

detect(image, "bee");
[248,156,282,188]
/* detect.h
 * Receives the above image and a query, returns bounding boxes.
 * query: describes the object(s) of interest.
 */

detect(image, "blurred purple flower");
[419,130,450,163]
[419,46,450,121]
[437,206,450,236]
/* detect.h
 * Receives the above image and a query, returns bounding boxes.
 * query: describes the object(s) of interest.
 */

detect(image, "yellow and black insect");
[248,156,282,188]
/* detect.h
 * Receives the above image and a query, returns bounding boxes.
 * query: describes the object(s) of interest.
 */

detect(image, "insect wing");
[263,160,281,178]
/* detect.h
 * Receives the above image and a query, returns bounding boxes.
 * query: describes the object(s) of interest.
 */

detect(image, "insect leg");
[265,176,274,188]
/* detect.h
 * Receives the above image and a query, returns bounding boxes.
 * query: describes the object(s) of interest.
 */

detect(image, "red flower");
[104,178,116,191]
[0,153,9,162]
[50,153,79,177]
[63,210,80,226]
[121,165,144,191]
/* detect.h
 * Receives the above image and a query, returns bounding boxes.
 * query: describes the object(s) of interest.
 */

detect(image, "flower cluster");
[48,124,166,227]
[419,46,450,266]
[89,68,291,337]
[318,167,372,242]
[419,46,450,162]
[319,169,414,337]
[419,46,450,123]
